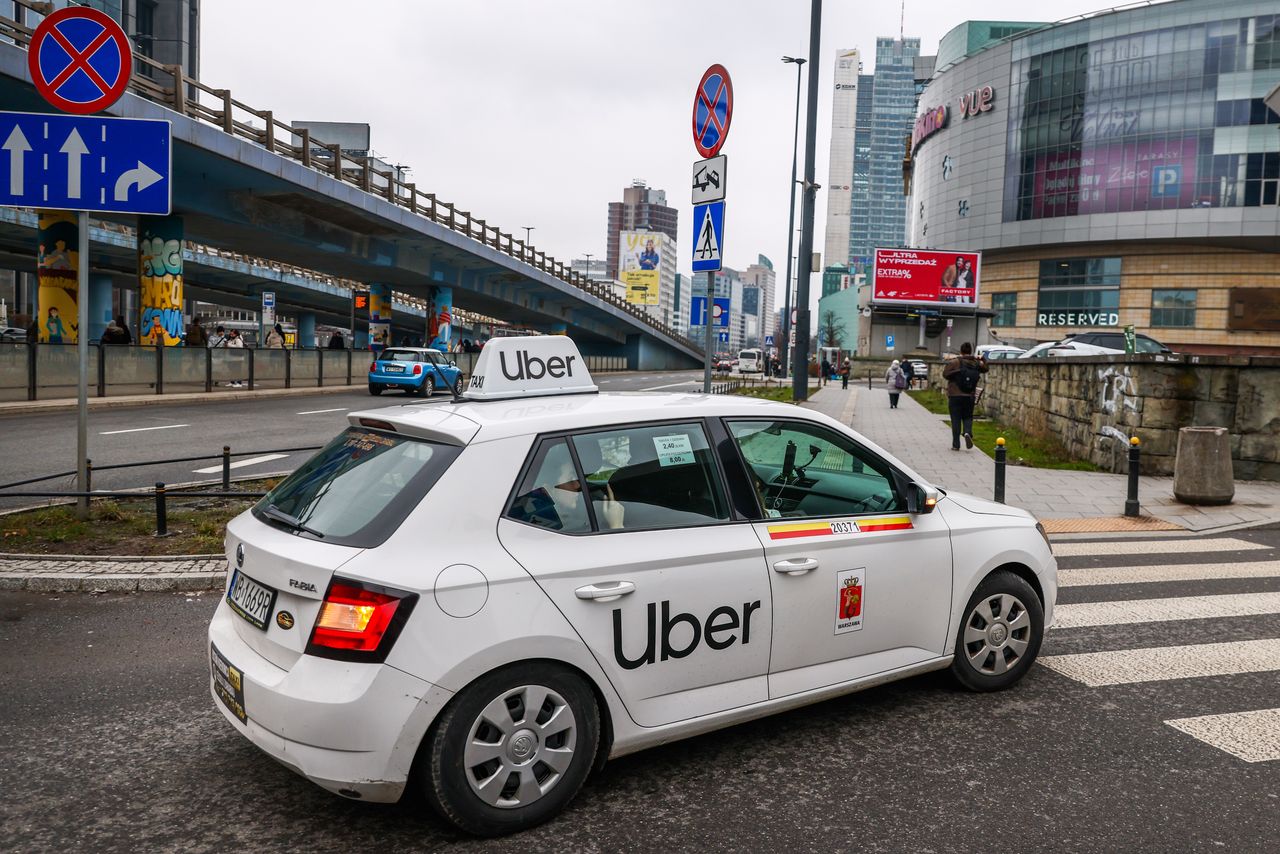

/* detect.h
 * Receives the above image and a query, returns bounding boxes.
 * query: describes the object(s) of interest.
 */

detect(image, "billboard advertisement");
[620,231,662,305]
[872,248,981,307]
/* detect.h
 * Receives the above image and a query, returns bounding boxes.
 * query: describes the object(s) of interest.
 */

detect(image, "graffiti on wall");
[428,286,452,351]
[1096,365,1138,453]
[139,219,184,346]
[368,286,391,349]
[37,211,79,344]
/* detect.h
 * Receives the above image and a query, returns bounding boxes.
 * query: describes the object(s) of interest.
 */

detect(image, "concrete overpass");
[0,7,699,368]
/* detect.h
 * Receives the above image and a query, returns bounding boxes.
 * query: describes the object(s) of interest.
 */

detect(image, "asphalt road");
[2,529,1278,852]
[0,370,703,508]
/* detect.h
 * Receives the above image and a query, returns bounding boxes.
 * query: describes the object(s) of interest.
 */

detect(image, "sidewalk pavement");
[801,382,1280,534]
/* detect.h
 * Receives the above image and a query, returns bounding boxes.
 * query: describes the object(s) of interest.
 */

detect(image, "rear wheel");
[417,379,434,397]
[368,384,383,396]
[420,662,599,837]
[950,570,1044,692]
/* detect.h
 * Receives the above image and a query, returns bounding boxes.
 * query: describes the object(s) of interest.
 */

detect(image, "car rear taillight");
[305,578,418,663]
[413,364,422,375]
[370,362,377,373]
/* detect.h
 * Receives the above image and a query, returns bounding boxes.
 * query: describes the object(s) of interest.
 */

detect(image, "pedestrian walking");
[327,330,345,349]
[901,358,915,390]
[226,329,247,388]
[840,358,851,390]
[820,357,832,387]
[185,316,208,348]
[942,342,988,450]
[115,315,132,344]
[885,359,907,409]
[264,323,285,349]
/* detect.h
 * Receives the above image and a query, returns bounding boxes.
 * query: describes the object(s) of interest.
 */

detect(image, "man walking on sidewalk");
[942,342,987,451]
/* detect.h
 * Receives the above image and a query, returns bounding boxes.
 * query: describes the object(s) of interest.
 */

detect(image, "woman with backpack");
[884,359,907,409]
[942,342,988,450]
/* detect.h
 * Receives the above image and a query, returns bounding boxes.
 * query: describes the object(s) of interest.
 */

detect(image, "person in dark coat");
[115,316,132,344]
[327,331,345,349]
[942,342,989,451]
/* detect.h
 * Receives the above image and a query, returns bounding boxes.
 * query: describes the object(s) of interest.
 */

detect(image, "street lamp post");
[780,55,806,381]
[522,226,534,245]
[583,252,594,282]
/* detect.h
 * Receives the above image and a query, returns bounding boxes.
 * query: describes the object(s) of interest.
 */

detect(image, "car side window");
[506,439,591,533]
[569,422,729,532]
[1135,337,1164,353]
[727,420,904,518]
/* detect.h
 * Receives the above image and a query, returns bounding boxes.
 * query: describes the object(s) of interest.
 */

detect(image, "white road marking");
[1058,560,1280,588]
[1051,591,1280,629]
[1040,639,1280,687]
[100,424,189,435]
[644,380,701,391]
[295,407,348,415]
[1165,708,1280,763]
[1052,538,1268,557]
[192,453,287,474]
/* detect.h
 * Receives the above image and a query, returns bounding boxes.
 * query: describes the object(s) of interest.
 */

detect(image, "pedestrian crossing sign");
[692,201,725,272]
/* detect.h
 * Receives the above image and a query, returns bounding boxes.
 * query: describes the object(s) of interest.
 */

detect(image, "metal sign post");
[75,212,88,516]
[703,273,715,392]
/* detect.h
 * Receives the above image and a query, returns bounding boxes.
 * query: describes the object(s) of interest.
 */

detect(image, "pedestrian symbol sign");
[765,335,775,346]
[692,201,725,272]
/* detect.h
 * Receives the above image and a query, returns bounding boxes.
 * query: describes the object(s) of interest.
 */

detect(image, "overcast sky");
[202,0,1111,314]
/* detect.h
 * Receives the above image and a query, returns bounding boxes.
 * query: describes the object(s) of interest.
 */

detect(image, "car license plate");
[226,569,277,631]
[384,364,404,373]
[210,642,248,723]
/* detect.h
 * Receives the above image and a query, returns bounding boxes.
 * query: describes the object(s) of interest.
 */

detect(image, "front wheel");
[950,570,1044,692]
[420,662,599,837]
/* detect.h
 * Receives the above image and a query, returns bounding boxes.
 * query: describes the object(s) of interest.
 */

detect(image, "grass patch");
[908,389,1099,470]
[0,479,279,556]
[732,384,820,403]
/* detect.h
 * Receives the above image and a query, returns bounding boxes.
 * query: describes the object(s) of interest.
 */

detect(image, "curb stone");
[0,551,227,593]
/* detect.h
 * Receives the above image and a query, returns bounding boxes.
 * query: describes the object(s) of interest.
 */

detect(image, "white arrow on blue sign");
[0,111,171,215]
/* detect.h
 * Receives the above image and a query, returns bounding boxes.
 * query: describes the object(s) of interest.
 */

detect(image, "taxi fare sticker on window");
[766,517,912,540]
[345,432,397,453]
[835,568,865,634]
[653,434,695,467]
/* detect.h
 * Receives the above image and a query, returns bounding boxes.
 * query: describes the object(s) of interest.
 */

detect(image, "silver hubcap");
[962,593,1032,676]
[463,684,577,809]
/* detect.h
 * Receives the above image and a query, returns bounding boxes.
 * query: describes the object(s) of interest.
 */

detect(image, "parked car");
[976,345,1026,360]
[1048,332,1171,357]
[906,359,929,387]
[0,326,26,342]
[368,347,464,397]
[1018,342,1060,359]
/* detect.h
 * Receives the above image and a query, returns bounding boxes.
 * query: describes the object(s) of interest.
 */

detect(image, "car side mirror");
[449,360,456,367]
[906,483,940,514]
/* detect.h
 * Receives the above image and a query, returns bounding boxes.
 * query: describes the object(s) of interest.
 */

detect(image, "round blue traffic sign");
[692,64,733,158]
[28,7,133,115]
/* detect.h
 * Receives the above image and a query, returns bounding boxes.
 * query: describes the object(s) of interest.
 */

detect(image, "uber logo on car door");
[835,568,865,634]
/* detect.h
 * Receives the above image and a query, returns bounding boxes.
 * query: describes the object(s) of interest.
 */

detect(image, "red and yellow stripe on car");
[766,516,913,540]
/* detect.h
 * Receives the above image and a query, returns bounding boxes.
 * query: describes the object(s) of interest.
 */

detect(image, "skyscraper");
[606,181,678,280]
[823,49,861,272]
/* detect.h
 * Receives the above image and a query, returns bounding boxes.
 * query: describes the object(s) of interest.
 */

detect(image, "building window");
[1036,258,1121,327]
[991,293,1018,326]
[1151,289,1197,328]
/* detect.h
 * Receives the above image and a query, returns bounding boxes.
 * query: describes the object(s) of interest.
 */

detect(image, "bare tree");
[819,310,846,349]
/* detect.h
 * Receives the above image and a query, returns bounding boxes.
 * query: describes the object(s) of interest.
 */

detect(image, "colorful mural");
[368,284,391,350]
[138,216,184,346]
[428,286,452,350]
[37,210,79,344]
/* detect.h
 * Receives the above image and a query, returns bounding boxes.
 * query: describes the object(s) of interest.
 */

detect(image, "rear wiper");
[261,503,325,538]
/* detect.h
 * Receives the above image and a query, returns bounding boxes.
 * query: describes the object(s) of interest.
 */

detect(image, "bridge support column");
[427,286,452,350]
[546,322,568,335]
[137,215,184,345]
[297,312,316,348]
[36,210,80,343]
[87,274,113,342]
[369,283,391,350]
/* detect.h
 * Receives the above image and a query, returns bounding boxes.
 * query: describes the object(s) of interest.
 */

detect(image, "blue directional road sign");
[690,296,730,327]
[691,201,725,272]
[0,111,171,215]
[717,331,730,343]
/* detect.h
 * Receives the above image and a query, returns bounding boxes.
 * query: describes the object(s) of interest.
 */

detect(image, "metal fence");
[0,343,629,402]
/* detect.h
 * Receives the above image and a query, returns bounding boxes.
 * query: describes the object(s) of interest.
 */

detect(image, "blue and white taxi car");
[368,346,464,397]
[210,336,1056,836]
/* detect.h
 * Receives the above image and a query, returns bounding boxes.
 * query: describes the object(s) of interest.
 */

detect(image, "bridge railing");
[0,2,701,355]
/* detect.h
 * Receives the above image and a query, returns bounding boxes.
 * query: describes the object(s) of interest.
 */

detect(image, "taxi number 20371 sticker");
[835,568,865,634]
[766,516,913,540]
[210,643,247,723]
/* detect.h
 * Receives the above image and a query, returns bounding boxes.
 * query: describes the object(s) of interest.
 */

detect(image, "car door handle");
[575,581,636,602]
[773,558,819,574]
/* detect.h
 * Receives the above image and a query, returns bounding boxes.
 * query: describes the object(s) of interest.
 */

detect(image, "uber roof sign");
[463,336,599,401]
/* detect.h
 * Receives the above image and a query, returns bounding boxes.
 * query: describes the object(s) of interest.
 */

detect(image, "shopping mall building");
[905,0,1280,355]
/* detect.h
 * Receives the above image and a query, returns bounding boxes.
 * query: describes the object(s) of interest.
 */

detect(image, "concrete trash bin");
[1173,426,1234,505]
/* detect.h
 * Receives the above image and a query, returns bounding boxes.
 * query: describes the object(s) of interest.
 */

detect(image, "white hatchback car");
[208,336,1057,836]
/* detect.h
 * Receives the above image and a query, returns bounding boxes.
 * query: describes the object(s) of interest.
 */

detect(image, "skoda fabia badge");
[236,543,244,568]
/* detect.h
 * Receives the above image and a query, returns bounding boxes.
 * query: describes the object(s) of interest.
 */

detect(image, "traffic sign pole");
[703,272,714,393]
[76,212,88,518]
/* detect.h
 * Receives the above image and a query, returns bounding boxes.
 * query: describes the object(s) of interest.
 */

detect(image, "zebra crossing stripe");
[1040,638,1280,687]
[1052,538,1268,558]
[1051,591,1280,629]
[1165,708,1280,763]
[1058,560,1280,588]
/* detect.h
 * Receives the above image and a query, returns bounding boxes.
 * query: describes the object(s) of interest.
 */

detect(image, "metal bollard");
[155,482,169,536]
[85,458,93,498]
[867,371,872,389]
[1124,436,1141,517]
[222,446,232,490]
[994,438,1006,504]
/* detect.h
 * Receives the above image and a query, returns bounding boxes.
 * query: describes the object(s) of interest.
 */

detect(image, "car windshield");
[253,428,460,547]
[1135,337,1166,353]
[381,350,421,362]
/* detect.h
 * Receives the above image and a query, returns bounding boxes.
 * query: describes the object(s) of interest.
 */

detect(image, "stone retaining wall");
[952,355,1280,479]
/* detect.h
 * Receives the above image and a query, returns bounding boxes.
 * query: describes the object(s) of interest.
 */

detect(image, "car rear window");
[381,350,421,362]
[253,428,460,547]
